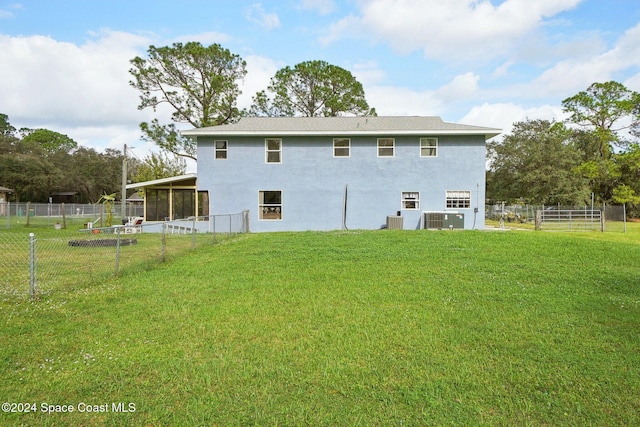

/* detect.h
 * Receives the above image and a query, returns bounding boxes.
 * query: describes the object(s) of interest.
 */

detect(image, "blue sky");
[1,0,639,164]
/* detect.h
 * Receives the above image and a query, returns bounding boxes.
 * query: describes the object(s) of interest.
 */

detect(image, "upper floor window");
[266,138,282,163]
[333,138,350,157]
[446,190,471,209]
[215,140,228,159]
[377,138,395,157]
[420,137,437,157]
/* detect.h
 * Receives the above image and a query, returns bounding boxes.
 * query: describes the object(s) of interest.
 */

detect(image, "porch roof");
[126,173,197,190]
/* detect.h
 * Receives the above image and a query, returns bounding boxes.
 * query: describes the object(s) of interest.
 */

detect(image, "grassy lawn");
[1,227,639,425]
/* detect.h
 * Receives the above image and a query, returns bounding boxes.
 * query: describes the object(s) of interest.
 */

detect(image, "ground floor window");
[172,189,195,219]
[401,191,420,209]
[198,191,209,216]
[259,190,282,220]
[146,188,198,220]
[146,189,169,221]
[446,190,471,209]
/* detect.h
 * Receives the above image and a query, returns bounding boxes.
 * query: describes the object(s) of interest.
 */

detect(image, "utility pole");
[121,143,127,219]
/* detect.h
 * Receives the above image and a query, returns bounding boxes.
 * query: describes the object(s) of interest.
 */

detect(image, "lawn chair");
[124,216,144,234]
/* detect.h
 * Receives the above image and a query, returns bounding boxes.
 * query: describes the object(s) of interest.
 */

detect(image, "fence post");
[61,202,67,229]
[29,233,36,299]
[191,216,196,250]
[535,210,541,231]
[601,209,605,232]
[212,215,216,243]
[115,226,121,275]
[568,210,572,230]
[161,222,167,262]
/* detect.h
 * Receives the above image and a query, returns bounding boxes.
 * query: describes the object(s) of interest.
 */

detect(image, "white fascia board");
[126,173,197,190]
[181,129,502,139]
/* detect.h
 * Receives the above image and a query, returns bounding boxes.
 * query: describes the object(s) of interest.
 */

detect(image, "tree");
[134,151,186,183]
[561,81,640,205]
[20,128,78,155]
[129,42,247,161]
[249,60,375,117]
[562,81,639,156]
[61,147,125,203]
[0,137,56,202]
[487,120,589,205]
[0,114,129,203]
[0,113,16,137]
[612,144,640,215]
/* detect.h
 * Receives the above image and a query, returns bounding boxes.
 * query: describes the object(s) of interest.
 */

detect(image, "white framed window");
[420,137,437,157]
[401,192,420,210]
[265,138,282,163]
[333,138,350,157]
[214,140,228,159]
[259,190,282,220]
[446,190,471,209]
[377,138,394,157]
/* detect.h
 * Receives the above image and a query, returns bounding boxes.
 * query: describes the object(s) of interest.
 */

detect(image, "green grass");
[1,228,639,425]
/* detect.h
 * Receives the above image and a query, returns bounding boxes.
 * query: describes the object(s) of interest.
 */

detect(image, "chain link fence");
[486,204,628,232]
[0,212,249,300]
[0,201,144,230]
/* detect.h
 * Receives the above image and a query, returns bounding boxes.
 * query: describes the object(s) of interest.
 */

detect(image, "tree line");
[487,81,640,215]
[0,114,186,203]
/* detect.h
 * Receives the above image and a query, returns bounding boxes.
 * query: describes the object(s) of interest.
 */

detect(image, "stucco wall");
[197,134,486,231]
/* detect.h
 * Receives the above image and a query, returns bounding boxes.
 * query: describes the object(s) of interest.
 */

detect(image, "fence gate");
[535,209,604,231]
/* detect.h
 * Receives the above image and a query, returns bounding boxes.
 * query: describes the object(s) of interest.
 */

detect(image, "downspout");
[472,182,479,230]
[342,184,349,230]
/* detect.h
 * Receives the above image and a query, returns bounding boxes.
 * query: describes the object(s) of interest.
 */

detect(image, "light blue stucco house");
[182,116,500,232]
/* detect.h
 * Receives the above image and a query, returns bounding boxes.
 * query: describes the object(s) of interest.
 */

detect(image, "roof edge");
[182,128,501,139]
[126,173,197,189]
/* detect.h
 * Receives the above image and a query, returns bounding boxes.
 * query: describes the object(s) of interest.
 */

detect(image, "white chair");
[124,216,144,233]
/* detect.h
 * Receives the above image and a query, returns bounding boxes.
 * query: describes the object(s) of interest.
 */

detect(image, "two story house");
[182,116,500,232]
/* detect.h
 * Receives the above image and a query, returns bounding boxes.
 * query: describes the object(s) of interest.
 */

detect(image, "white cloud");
[0,31,152,129]
[460,102,565,136]
[237,55,284,109]
[529,22,640,98]
[350,60,386,86]
[0,30,162,154]
[322,0,582,61]
[434,72,480,103]
[0,2,20,19]
[623,73,640,93]
[364,72,479,116]
[299,0,335,15]
[245,3,280,30]
[367,85,443,116]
